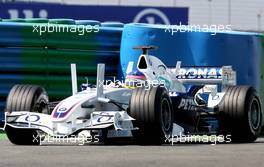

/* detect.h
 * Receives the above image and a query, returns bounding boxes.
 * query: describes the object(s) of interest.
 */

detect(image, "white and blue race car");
[2,46,263,145]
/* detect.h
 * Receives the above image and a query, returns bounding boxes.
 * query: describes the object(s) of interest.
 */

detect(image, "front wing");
[3,111,135,137]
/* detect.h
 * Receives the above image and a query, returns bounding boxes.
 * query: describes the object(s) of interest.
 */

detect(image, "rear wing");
[171,61,236,86]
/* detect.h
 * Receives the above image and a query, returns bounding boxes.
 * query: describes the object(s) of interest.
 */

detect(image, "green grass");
[0,133,7,140]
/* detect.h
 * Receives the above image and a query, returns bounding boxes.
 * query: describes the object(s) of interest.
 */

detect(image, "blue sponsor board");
[0,2,188,25]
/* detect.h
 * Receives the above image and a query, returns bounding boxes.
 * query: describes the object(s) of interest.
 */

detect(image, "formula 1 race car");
[2,46,263,145]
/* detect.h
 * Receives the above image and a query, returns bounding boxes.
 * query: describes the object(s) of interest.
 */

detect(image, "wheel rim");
[34,99,48,114]
[161,98,172,132]
[249,98,261,130]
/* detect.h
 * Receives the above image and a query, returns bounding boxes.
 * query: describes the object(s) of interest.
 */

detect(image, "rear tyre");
[218,86,262,143]
[6,84,49,114]
[129,86,173,145]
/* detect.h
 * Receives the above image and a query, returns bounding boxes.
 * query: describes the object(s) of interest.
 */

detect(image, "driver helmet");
[125,70,146,88]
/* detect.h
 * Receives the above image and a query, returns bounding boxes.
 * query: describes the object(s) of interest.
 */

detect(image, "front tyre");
[129,86,173,145]
[5,85,49,145]
[6,84,49,114]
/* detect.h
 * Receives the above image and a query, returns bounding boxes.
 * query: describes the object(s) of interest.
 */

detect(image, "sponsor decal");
[178,98,197,111]
[25,114,40,122]
[52,103,79,118]
[174,67,222,79]
[97,113,112,123]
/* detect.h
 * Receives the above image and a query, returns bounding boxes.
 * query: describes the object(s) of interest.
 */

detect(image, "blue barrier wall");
[120,23,262,91]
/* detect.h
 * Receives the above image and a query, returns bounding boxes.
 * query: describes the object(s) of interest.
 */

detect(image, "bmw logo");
[58,107,67,112]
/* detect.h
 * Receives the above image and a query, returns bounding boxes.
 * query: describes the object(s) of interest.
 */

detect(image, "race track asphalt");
[0,138,264,167]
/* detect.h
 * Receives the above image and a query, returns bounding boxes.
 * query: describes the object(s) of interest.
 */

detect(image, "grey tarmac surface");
[0,138,264,167]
